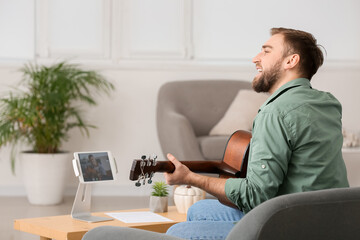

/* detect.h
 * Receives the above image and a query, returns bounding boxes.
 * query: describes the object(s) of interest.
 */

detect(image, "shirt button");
[261,164,266,169]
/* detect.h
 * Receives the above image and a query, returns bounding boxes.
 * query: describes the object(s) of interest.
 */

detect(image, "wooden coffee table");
[14,206,186,240]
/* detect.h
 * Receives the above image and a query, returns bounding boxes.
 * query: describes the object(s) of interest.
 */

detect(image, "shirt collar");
[259,78,311,111]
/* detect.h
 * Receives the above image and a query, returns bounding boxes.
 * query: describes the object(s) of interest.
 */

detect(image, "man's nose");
[252,53,261,63]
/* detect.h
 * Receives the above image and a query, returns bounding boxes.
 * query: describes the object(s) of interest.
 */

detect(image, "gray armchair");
[156,80,251,161]
[82,187,360,240]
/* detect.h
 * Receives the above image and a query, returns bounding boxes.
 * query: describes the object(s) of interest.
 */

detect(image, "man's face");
[252,34,286,93]
[89,156,96,164]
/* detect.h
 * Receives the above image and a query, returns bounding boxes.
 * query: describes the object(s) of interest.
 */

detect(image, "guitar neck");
[129,160,239,181]
[155,161,225,174]
[129,130,251,183]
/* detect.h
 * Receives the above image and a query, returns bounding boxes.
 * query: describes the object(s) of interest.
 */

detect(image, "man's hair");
[271,27,324,80]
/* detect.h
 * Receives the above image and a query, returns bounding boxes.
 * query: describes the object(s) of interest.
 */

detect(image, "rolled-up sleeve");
[225,111,292,213]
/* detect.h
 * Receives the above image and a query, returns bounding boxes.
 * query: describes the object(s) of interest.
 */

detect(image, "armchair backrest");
[157,80,251,136]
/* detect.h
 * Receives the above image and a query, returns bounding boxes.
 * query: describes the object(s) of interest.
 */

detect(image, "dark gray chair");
[156,80,251,161]
[82,187,360,240]
[227,186,360,240]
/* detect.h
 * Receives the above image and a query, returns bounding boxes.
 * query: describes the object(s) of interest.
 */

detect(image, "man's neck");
[269,72,302,94]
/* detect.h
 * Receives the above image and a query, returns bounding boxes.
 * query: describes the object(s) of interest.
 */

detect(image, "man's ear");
[284,54,300,70]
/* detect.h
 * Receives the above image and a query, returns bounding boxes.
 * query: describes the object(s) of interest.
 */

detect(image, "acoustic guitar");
[129,130,252,186]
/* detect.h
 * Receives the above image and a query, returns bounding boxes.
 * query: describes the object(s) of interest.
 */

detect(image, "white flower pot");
[21,151,71,205]
[149,196,168,213]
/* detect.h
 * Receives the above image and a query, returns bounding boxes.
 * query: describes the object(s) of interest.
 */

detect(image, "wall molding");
[3,0,359,66]
[1,59,360,73]
[35,0,111,60]
[117,0,193,60]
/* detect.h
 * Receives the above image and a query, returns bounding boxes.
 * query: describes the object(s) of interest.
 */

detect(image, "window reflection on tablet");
[79,152,114,182]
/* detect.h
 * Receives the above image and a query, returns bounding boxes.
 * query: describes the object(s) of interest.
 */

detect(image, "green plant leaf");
[151,181,169,197]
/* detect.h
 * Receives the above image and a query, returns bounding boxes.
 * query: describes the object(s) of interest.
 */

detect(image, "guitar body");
[222,130,252,178]
[129,130,252,182]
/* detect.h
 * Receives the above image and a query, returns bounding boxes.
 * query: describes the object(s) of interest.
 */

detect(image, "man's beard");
[252,60,282,93]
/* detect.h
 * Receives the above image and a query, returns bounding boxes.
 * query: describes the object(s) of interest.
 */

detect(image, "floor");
[0,196,173,240]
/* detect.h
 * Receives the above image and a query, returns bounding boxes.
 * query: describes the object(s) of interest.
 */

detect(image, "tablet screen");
[78,152,114,182]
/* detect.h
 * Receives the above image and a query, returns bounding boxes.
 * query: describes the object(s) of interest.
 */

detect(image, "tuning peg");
[141,155,146,160]
[148,172,154,184]
[147,160,152,166]
[135,180,141,187]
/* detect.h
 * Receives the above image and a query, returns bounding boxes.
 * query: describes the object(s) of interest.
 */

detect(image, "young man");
[165,28,349,239]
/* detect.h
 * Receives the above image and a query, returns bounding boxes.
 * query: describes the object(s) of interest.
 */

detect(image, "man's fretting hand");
[164,153,193,185]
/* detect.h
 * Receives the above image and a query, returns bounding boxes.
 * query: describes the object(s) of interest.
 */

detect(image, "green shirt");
[225,78,349,213]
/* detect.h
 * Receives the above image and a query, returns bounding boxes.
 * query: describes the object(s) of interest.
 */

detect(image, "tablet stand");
[71,183,113,223]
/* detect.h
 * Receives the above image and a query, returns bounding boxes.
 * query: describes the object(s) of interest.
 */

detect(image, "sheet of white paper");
[105,211,173,223]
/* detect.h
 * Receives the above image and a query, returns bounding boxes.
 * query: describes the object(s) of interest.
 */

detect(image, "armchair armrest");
[82,226,183,240]
[227,187,360,240]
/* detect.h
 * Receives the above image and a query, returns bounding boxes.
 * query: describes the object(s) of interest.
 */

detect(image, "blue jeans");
[166,199,245,240]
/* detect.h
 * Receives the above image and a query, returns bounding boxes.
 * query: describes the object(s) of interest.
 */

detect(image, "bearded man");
[163,28,349,240]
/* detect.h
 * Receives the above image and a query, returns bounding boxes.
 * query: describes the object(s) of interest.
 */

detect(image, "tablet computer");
[73,151,117,183]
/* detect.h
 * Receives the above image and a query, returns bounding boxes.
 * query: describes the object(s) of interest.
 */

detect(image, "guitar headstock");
[129,155,158,187]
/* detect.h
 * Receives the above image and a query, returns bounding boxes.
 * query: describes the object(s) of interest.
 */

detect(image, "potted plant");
[0,61,114,205]
[149,181,169,213]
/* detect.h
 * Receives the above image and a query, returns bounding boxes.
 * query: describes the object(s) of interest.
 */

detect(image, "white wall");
[0,0,359,196]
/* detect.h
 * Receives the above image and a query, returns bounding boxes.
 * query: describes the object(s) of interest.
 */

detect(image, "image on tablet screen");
[78,152,114,182]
